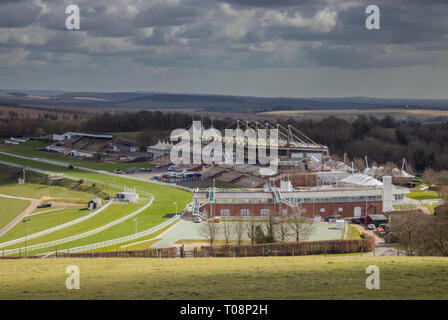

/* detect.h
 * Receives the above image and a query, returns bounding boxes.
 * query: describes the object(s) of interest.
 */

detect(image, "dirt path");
[0,197,41,238]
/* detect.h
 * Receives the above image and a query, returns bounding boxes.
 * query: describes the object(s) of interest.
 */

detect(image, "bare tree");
[198,220,221,248]
[233,220,245,245]
[221,220,234,245]
[389,211,422,256]
[246,218,257,245]
[261,216,276,243]
[276,218,292,242]
[290,214,313,242]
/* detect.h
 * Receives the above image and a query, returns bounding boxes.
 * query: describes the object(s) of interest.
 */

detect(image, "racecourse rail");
[0,201,113,249]
[0,198,154,256]
[0,151,194,256]
[39,213,181,256]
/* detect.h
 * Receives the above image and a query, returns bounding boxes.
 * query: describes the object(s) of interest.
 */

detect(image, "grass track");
[2,203,145,250]
[0,152,192,224]
[0,256,447,299]
[0,141,154,172]
[0,207,89,243]
[0,198,30,230]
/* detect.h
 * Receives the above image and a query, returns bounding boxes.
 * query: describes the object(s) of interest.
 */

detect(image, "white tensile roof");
[341,173,383,186]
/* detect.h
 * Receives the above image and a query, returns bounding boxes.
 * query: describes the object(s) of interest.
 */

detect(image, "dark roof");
[368,214,388,220]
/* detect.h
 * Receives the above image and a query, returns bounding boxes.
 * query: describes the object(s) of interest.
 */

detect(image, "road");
[352,224,399,256]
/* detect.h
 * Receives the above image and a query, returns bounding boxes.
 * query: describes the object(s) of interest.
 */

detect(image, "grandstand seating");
[218,171,245,183]
[202,166,227,178]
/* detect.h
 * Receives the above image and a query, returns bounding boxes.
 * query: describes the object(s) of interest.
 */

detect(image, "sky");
[1,0,448,99]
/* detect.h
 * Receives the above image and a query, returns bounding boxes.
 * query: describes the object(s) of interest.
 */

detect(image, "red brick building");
[196,180,406,220]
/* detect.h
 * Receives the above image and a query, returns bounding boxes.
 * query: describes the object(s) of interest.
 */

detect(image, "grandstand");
[69,134,115,153]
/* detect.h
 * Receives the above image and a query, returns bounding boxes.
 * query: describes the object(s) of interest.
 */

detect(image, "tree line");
[389,208,448,256]
[2,108,448,172]
[198,214,313,248]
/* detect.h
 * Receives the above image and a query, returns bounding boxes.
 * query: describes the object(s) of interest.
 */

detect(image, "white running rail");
[0,198,153,256]
[0,201,112,249]
[40,214,180,255]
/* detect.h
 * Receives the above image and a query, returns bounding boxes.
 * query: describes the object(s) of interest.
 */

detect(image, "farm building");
[194,176,408,220]
[4,137,28,145]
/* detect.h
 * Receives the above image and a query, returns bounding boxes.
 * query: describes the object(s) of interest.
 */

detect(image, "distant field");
[0,141,153,172]
[260,108,448,120]
[0,198,30,230]
[110,132,140,141]
[0,256,447,299]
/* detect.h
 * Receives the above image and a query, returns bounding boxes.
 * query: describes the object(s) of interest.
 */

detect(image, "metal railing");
[40,214,180,256]
[0,201,113,249]
[1,198,154,256]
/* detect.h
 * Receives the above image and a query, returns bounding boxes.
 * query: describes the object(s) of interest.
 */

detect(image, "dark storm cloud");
[216,0,328,7]
[1,0,448,97]
[0,0,42,28]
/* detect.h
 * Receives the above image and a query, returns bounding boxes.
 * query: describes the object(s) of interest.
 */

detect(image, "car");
[367,224,376,230]
[68,164,74,169]
[126,168,136,174]
[113,169,122,174]
[324,216,335,222]
[194,217,202,223]
[139,167,152,172]
[155,165,162,169]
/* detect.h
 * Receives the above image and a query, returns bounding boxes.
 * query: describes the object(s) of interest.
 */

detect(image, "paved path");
[352,224,396,256]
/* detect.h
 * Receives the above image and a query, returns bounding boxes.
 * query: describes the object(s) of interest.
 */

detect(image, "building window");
[220,209,230,217]
[241,209,250,217]
[282,209,288,217]
[338,208,343,213]
[260,209,269,216]
[320,208,326,213]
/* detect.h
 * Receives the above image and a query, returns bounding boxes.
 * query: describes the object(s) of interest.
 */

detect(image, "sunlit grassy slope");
[0,256,447,299]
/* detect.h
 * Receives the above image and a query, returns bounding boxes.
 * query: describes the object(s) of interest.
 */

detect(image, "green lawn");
[0,140,154,172]
[0,207,91,243]
[0,256,447,299]
[2,203,146,250]
[406,191,439,201]
[0,152,191,252]
[109,132,141,141]
[98,220,180,251]
[0,198,30,230]
[0,182,92,202]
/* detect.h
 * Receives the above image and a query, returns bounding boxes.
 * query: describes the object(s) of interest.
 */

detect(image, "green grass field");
[0,197,30,230]
[0,152,191,254]
[0,207,91,243]
[406,191,439,201]
[0,140,154,172]
[1,203,145,250]
[109,132,141,141]
[0,182,92,202]
[0,256,447,299]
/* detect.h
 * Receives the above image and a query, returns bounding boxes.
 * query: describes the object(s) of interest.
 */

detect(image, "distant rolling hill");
[1,89,448,113]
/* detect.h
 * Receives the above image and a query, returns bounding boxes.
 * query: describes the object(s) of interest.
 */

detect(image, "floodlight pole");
[23,219,31,257]
[133,218,138,234]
